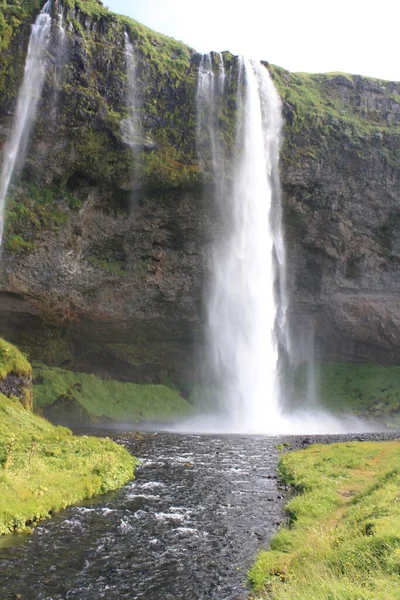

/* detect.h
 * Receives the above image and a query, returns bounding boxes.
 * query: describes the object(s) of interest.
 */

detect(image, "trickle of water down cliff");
[0,1,53,246]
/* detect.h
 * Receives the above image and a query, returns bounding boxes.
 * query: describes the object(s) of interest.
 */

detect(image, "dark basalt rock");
[0,373,32,409]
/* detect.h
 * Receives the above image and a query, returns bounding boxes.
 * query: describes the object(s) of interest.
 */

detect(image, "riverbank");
[0,339,136,535]
[249,440,400,599]
[0,394,136,535]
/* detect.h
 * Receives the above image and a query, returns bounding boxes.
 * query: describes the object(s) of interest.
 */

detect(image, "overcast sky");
[106,0,398,82]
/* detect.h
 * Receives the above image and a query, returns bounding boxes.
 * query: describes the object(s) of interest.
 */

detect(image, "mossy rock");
[33,362,195,424]
[0,337,32,410]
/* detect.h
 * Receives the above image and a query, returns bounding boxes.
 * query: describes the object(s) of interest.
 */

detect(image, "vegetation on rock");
[0,337,32,409]
[249,441,400,599]
[33,362,195,424]
[0,336,30,380]
[290,362,400,428]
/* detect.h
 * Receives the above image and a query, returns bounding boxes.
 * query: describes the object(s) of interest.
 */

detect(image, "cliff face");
[273,69,400,363]
[0,0,400,385]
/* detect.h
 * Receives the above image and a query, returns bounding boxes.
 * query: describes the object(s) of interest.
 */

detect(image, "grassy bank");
[0,338,135,535]
[33,362,195,425]
[0,393,135,535]
[249,441,400,599]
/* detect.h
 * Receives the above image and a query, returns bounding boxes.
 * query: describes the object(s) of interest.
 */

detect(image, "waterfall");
[122,32,138,148]
[197,55,288,433]
[196,53,225,180]
[57,4,66,42]
[0,1,52,246]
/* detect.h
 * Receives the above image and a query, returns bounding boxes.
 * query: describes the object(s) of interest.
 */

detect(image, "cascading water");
[194,55,371,435]
[121,32,141,187]
[122,32,139,148]
[200,56,287,433]
[0,1,52,246]
[196,53,226,180]
[57,3,66,41]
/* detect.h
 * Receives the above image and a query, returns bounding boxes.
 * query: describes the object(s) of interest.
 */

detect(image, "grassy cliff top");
[0,0,192,79]
[268,63,400,135]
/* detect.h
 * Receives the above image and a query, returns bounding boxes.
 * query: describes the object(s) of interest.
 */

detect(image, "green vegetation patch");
[249,441,400,599]
[291,362,400,427]
[0,393,135,535]
[0,337,30,380]
[33,363,194,424]
[270,66,399,134]
[0,0,42,52]
[0,337,32,409]
[5,182,76,253]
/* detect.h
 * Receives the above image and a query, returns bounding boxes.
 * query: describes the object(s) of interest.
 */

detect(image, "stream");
[0,432,286,599]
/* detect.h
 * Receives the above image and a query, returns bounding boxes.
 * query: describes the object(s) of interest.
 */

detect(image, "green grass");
[249,441,400,599]
[269,66,400,134]
[0,393,135,535]
[88,256,129,277]
[291,362,400,427]
[33,362,194,423]
[0,337,30,380]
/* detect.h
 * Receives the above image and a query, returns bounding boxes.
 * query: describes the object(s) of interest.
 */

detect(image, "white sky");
[106,0,399,81]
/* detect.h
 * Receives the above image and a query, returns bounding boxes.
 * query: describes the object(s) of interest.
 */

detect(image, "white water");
[196,53,225,180]
[0,1,52,246]
[122,32,138,148]
[57,4,66,42]
[197,56,286,433]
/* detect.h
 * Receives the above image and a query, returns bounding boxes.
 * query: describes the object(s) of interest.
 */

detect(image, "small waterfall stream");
[122,33,139,148]
[197,56,288,433]
[0,1,52,246]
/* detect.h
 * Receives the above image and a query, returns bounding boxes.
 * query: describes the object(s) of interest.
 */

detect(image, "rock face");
[0,1,400,386]
[274,69,400,364]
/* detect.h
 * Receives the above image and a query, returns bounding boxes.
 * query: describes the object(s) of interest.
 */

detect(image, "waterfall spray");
[0,1,52,246]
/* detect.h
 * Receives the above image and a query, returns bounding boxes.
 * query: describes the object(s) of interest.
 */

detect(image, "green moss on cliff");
[0,0,42,52]
[268,65,400,172]
[33,362,194,424]
[291,362,400,427]
[270,66,397,132]
[0,337,30,380]
[4,182,72,253]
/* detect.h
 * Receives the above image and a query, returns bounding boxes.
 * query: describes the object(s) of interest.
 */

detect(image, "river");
[0,432,286,599]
